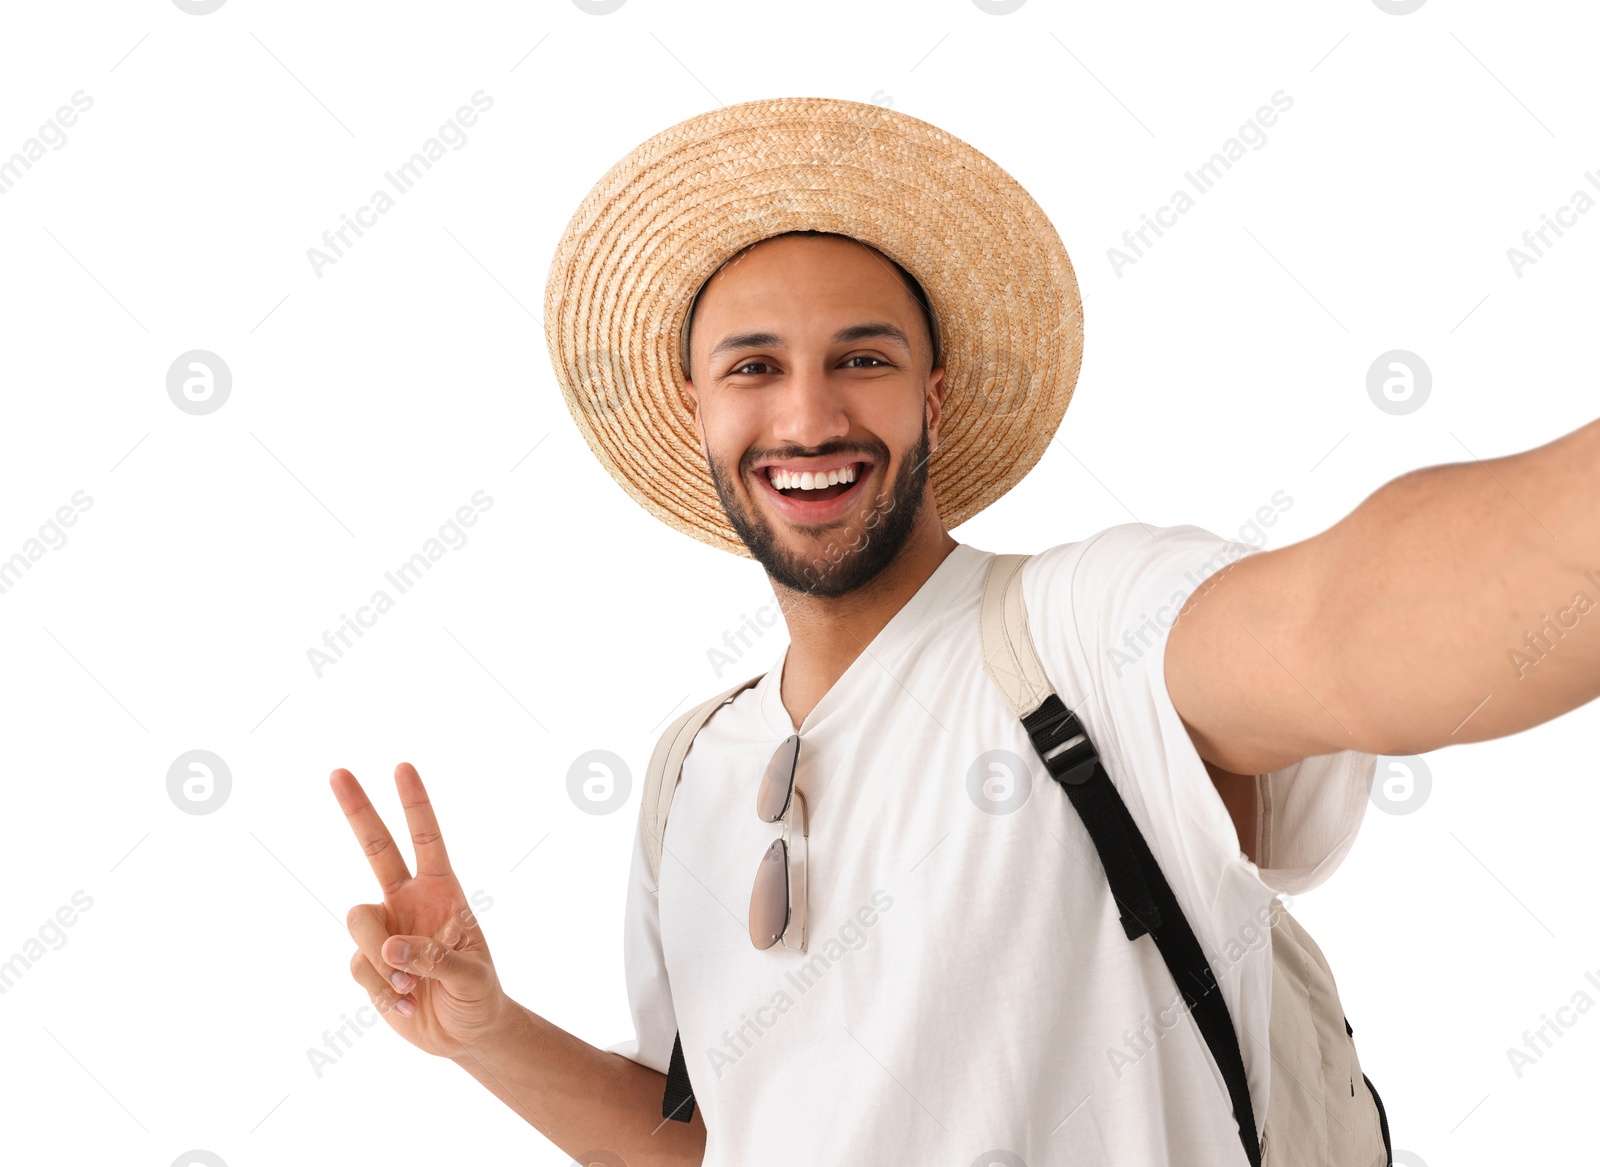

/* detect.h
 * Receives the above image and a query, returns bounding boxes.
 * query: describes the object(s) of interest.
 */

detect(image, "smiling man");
[691,232,940,601]
[331,97,1600,1167]
[685,230,959,725]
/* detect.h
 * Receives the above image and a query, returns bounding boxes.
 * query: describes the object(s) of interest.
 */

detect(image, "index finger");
[330,767,412,897]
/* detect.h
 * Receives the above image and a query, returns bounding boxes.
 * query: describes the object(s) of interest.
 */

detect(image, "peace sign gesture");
[331,762,508,1060]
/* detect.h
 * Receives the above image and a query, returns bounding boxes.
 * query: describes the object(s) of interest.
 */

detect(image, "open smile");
[754,460,874,525]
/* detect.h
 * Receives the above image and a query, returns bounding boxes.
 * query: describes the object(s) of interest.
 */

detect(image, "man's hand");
[1167,417,1600,778]
[331,761,510,1060]
[329,762,708,1164]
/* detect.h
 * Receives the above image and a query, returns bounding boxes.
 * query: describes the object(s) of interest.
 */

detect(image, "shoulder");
[1023,522,1246,584]
[1020,522,1247,625]
[1016,522,1260,693]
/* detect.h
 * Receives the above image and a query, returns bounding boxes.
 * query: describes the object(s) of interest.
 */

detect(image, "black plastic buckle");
[1023,695,1099,787]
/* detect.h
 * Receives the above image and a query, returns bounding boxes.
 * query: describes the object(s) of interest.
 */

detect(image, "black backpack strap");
[662,1029,695,1122]
[1023,694,1162,940]
[979,553,1260,1167]
[1023,691,1261,1167]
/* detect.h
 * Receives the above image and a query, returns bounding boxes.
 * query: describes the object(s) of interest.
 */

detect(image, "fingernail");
[391,940,411,963]
[390,970,412,991]
[395,998,415,1016]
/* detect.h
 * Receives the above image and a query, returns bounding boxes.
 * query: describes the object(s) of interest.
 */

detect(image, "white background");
[1,1,1596,1164]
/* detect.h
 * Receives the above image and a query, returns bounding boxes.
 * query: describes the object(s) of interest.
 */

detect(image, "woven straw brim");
[543,95,1084,559]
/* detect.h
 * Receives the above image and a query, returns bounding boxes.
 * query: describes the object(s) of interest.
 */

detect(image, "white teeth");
[768,464,858,491]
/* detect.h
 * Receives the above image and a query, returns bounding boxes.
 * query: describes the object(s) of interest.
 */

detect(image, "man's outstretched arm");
[1168,417,1600,776]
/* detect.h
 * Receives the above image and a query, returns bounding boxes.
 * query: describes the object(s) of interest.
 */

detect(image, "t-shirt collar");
[757,542,990,738]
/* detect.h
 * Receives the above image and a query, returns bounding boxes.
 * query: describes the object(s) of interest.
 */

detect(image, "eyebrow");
[706,321,913,366]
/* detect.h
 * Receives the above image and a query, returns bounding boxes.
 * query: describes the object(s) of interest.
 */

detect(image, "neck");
[769,511,959,731]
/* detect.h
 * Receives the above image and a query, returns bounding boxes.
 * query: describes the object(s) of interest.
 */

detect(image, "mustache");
[743,442,889,473]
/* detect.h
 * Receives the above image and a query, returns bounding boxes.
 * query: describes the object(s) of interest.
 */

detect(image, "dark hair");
[678,230,941,381]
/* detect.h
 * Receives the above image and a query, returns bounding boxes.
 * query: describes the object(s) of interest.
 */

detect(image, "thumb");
[382,931,485,987]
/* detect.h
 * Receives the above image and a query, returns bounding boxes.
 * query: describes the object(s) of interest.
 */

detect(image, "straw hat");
[543,95,1084,559]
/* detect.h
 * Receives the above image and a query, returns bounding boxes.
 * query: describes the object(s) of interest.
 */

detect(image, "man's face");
[684,234,946,597]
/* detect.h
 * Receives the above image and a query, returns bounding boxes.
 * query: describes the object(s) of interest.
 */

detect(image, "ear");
[684,379,706,454]
[924,365,946,454]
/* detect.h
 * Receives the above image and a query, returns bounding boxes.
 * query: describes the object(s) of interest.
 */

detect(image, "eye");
[843,355,890,368]
[729,360,773,376]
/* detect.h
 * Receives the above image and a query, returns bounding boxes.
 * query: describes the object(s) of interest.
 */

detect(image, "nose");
[770,359,849,452]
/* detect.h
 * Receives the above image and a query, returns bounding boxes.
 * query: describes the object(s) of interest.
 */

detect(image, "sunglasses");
[749,733,808,952]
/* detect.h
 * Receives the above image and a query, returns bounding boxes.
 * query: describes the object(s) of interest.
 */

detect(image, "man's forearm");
[450,997,706,1165]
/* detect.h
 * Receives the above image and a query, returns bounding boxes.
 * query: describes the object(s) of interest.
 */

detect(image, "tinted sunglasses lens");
[757,734,800,823]
[749,838,790,950]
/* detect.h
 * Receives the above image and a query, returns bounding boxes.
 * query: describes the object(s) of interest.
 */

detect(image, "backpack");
[638,552,1393,1167]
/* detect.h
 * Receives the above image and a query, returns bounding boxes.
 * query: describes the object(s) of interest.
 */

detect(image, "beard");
[707,419,933,598]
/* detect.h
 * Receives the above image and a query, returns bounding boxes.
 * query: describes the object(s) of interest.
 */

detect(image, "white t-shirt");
[606,523,1375,1165]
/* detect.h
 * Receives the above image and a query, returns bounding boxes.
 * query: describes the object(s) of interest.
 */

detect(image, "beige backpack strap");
[980,549,1267,1165]
[641,672,765,886]
[979,552,1054,719]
